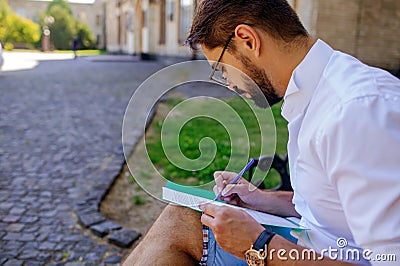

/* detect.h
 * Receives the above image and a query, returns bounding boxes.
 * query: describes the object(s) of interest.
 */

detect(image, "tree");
[5,14,40,45]
[42,0,96,50]
[43,5,76,50]
[76,22,96,49]
[0,0,11,41]
[47,0,73,13]
[0,0,40,47]
[0,0,9,21]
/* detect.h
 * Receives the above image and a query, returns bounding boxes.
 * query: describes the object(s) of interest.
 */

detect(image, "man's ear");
[234,24,261,57]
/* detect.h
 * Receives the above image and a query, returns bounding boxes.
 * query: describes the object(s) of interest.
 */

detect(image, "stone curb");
[75,109,156,251]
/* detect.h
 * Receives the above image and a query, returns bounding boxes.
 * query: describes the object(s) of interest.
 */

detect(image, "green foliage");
[41,0,96,50]
[0,0,40,47]
[4,42,13,51]
[61,251,70,260]
[132,195,149,205]
[0,0,10,22]
[53,49,107,55]
[44,4,76,50]
[47,0,73,14]
[76,22,96,49]
[5,14,40,44]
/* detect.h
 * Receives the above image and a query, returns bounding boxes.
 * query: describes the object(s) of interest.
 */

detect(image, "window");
[179,0,194,43]
[168,1,175,21]
[96,15,101,26]
[16,9,27,18]
[160,0,166,44]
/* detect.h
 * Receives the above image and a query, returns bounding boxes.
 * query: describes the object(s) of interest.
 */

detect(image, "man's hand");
[213,171,262,210]
[200,203,265,259]
[214,171,301,218]
[200,203,351,266]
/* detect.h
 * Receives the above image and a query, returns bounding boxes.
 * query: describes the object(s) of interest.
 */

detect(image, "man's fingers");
[199,203,223,217]
[213,185,223,196]
[222,195,240,206]
[200,213,215,228]
[213,185,218,196]
[200,204,234,227]
[214,171,242,194]
[213,174,227,194]
[214,174,226,197]
[222,183,253,197]
[214,171,239,183]
[214,172,229,192]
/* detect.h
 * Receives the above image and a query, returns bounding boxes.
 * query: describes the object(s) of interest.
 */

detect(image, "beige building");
[106,0,196,57]
[106,0,399,70]
[292,0,400,70]
[9,0,106,49]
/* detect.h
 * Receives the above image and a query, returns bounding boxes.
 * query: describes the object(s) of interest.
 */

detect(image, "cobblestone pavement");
[0,54,167,265]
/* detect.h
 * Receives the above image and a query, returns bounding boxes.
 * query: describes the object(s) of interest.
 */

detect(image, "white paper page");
[162,187,306,229]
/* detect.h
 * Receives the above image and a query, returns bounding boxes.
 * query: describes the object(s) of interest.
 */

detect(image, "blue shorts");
[206,229,247,266]
[205,227,297,266]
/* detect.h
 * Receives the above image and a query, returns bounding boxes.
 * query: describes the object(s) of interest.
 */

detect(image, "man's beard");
[237,55,283,108]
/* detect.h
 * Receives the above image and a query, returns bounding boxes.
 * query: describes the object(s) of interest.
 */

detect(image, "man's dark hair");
[186,0,308,51]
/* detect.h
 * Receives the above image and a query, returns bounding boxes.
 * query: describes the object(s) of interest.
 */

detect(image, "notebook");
[162,182,308,231]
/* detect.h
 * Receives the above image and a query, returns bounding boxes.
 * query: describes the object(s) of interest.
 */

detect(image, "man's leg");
[123,204,203,265]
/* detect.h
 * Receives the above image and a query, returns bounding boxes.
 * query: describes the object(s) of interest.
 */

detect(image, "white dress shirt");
[282,40,400,265]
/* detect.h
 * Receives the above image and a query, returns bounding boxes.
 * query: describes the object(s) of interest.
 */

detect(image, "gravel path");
[0,52,235,265]
[0,54,164,265]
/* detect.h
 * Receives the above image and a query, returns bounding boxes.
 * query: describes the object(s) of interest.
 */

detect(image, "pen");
[213,158,255,201]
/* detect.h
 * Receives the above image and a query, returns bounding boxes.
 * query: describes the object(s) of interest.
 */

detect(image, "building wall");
[9,0,47,23]
[106,0,141,54]
[9,0,106,49]
[315,0,360,55]
[105,0,119,52]
[148,2,160,54]
[295,0,319,37]
[105,0,399,69]
[106,0,194,57]
[356,0,400,69]
[295,0,400,69]
[154,0,185,56]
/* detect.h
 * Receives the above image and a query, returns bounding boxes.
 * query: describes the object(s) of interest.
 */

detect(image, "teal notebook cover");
[166,181,217,201]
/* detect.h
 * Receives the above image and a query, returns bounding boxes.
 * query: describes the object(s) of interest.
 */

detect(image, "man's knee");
[160,204,203,260]
[160,204,202,224]
[123,204,203,265]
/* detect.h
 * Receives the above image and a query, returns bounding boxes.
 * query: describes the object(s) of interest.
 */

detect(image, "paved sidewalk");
[0,54,165,265]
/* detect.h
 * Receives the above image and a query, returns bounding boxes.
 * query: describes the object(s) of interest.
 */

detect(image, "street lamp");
[44,16,55,25]
[42,16,54,51]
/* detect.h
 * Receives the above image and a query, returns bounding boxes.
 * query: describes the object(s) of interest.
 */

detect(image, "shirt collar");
[281,39,334,122]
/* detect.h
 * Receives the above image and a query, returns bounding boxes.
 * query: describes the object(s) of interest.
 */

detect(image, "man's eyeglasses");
[209,33,235,87]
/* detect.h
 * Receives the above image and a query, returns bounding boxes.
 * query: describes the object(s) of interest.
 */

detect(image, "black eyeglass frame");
[208,33,235,85]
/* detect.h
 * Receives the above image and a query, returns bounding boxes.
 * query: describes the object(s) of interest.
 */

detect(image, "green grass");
[145,97,288,188]
[132,195,149,205]
[54,49,107,56]
[7,49,107,56]
[61,251,70,260]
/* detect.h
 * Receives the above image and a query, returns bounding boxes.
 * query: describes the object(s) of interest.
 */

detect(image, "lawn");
[145,97,288,189]
[10,49,107,56]
[54,49,107,56]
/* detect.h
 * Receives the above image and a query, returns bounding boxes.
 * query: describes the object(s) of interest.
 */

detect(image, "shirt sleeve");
[318,95,400,265]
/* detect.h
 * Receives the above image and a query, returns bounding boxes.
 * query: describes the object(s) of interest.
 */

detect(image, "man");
[124,0,400,265]
[72,37,78,59]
